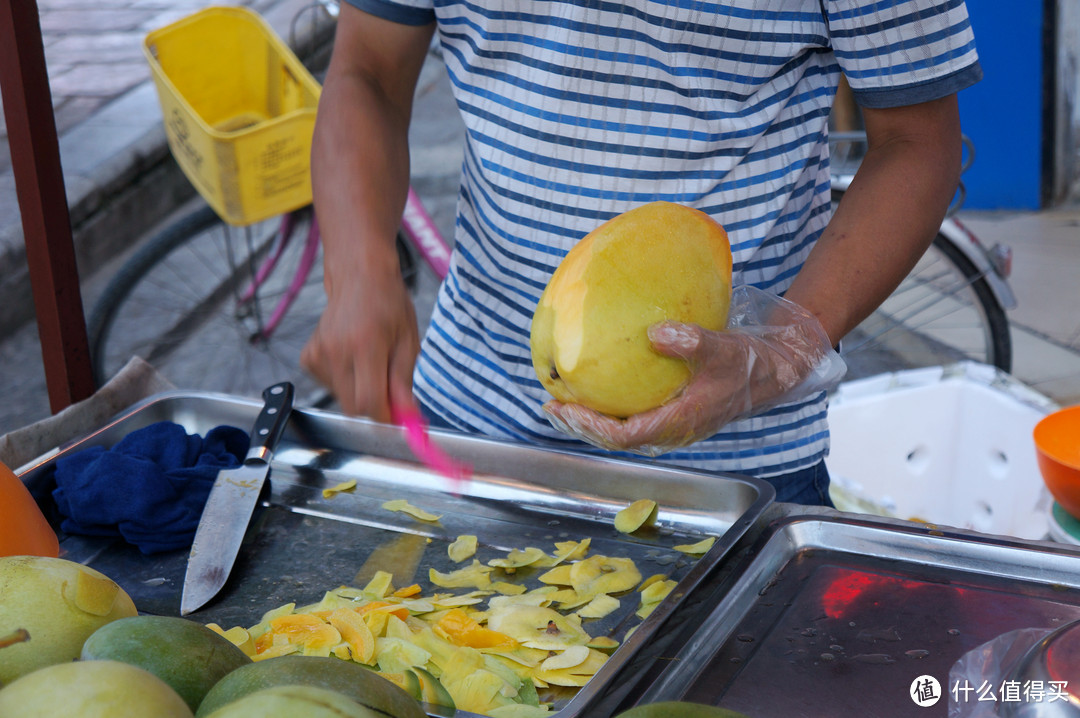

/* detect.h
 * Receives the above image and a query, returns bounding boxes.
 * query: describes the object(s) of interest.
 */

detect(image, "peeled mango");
[530,201,733,418]
[196,655,426,718]
[81,615,252,712]
[203,685,387,718]
[0,555,137,685]
[0,659,193,718]
[615,701,752,718]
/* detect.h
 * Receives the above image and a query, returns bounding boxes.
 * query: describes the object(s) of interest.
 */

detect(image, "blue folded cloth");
[52,421,249,554]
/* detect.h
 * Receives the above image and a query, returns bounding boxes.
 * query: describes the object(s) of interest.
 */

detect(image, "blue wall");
[958,4,1045,209]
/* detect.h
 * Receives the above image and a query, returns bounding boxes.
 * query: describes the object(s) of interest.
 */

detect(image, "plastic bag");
[543,285,847,456]
[948,625,1072,717]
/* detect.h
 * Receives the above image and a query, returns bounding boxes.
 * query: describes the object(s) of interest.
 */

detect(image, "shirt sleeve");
[825,0,983,108]
[343,0,435,26]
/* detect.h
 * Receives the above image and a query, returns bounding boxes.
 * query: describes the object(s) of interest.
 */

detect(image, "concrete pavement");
[0,0,458,437]
[958,207,1080,406]
[1,0,1078,442]
[0,0,337,334]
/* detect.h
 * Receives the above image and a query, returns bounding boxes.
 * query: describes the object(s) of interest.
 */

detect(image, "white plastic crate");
[826,362,1059,540]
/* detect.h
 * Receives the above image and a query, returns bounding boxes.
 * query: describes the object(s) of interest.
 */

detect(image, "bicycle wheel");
[90,202,422,403]
[840,233,1012,380]
[89,203,331,402]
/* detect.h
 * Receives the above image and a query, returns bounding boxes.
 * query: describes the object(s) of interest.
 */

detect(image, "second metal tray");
[629,515,1080,717]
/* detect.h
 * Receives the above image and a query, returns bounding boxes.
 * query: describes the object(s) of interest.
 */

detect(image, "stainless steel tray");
[19,390,774,717]
[632,515,1080,717]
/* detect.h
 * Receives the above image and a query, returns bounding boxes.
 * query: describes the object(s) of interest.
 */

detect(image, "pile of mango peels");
[207,500,715,717]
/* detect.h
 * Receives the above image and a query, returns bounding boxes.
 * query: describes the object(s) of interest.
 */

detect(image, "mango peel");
[208,540,656,715]
[530,201,732,417]
[614,499,658,534]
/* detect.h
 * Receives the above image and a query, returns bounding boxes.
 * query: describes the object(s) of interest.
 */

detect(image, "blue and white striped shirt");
[347,0,981,478]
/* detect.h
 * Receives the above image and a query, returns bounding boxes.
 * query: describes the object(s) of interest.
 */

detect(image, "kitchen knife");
[180,382,294,615]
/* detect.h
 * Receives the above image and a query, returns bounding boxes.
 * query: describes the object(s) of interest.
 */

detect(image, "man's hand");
[542,287,846,456]
[301,254,419,423]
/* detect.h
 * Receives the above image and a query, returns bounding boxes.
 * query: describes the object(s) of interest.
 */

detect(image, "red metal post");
[0,0,95,412]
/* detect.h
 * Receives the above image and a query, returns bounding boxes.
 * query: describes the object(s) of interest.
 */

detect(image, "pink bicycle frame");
[239,189,453,341]
[400,186,452,280]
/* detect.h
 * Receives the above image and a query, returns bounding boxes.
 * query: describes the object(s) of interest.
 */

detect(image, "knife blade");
[180,381,294,615]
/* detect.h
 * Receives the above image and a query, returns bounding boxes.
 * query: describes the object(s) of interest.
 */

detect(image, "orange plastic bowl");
[1035,405,1080,520]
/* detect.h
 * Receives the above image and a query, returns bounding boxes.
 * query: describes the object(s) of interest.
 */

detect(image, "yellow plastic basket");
[143,6,322,226]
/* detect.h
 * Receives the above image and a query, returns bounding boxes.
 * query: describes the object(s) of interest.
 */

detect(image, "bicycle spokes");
[260,215,322,341]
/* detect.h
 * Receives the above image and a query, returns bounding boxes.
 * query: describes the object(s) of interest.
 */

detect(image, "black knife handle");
[245,382,295,464]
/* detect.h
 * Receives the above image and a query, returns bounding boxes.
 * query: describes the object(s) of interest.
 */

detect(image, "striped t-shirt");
[347,0,981,478]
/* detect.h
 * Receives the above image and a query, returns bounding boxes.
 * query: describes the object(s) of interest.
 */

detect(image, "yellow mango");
[207,624,256,657]
[327,608,376,664]
[530,201,732,417]
[575,594,621,619]
[488,547,550,570]
[485,606,589,651]
[673,536,717,555]
[435,609,518,650]
[375,636,431,674]
[268,614,341,650]
[448,535,478,562]
[538,564,574,586]
[614,499,658,534]
[569,555,642,598]
[587,635,620,652]
[0,556,137,684]
[430,560,494,590]
[552,539,591,563]
[382,499,442,522]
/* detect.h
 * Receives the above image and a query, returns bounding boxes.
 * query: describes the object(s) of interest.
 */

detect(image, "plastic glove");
[542,285,847,456]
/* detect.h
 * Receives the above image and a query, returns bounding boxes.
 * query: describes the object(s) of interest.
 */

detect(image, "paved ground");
[2,1,1079,446]
[0,0,337,333]
[961,208,1080,406]
[0,0,458,438]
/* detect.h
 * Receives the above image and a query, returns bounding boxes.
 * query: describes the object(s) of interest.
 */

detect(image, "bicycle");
[87,3,452,406]
[828,132,1015,380]
[88,7,1015,405]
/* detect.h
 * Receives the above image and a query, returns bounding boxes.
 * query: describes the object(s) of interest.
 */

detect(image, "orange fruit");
[0,460,59,558]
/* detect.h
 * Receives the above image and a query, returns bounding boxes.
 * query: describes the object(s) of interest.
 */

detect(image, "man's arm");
[301,6,435,421]
[542,93,964,455]
[783,94,963,345]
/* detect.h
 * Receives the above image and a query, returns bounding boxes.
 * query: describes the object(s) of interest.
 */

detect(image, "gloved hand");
[542,285,847,456]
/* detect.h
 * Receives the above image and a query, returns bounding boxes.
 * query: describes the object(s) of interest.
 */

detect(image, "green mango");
[195,655,425,718]
[615,701,753,718]
[202,685,384,718]
[409,665,456,710]
[81,615,251,713]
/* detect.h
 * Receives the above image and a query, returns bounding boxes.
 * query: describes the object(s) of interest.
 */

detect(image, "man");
[301,0,981,504]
